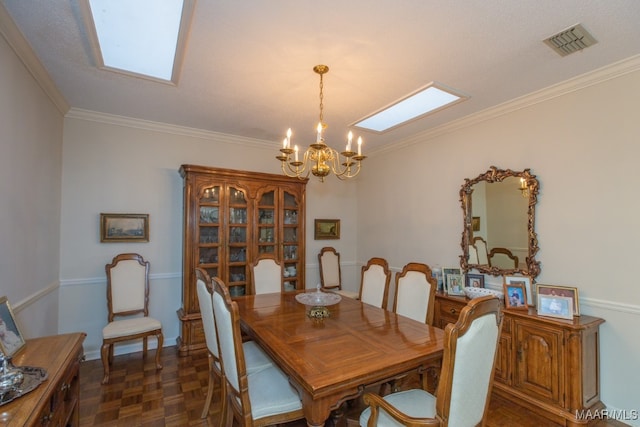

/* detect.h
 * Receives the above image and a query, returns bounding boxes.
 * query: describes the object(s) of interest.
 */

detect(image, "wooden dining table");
[234,291,445,427]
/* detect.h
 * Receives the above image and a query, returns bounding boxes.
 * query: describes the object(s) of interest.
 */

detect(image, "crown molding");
[66,108,273,150]
[371,54,640,156]
[0,3,70,114]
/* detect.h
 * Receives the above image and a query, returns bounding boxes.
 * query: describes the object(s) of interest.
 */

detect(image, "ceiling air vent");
[544,23,597,57]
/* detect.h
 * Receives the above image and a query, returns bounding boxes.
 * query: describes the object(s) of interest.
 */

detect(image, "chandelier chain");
[318,73,324,124]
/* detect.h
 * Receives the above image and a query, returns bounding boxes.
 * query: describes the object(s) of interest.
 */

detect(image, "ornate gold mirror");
[460,166,540,279]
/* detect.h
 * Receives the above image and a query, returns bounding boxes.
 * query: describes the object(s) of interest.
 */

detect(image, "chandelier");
[276,65,366,182]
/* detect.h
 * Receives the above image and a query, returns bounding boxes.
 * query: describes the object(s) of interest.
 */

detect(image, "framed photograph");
[100,213,149,243]
[442,267,462,292]
[504,275,534,306]
[537,294,574,320]
[465,273,485,288]
[472,216,480,232]
[503,283,528,309]
[314,219,340,240]
[536,284,580,316]
[0,296,26,356]
[446,274,465,296]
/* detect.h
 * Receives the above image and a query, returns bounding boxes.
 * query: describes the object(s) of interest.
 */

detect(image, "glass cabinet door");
[282,190,301,292]
[227,187,248,296]
[257,190,276,255]
[198,186,220,280]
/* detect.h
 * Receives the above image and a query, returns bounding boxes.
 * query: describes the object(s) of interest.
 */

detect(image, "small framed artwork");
[442,267,462,292]
[100,213,149,243]
[465,273,485,288]
[503,283,528,309]
[536,284,580,316]
[472,216,480,232]
[504,275,534,306]
[314,219,340,240]
[0,296,26,356]
[537,294,574,320]
[447,274,465,296]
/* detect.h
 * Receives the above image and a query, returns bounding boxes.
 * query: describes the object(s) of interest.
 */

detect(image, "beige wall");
[356,61,640,420]
[0,14,64,340]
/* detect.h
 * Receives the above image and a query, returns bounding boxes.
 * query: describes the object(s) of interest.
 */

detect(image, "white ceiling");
[4,1,640,153]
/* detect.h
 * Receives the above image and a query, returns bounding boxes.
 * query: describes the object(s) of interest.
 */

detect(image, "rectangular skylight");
[354,83,467,133]
[83,0,192,83]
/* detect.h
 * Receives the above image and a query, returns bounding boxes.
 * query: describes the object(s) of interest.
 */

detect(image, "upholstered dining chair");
[473,236,490,265]
[318,246,359,299]
[211,276,304,427]
[250,254,282,295]
[359,257,392,309]
[467,245,479,264]
[360,295,503,427]
[196,268,274,418]
[392,262,437,325]
[489,247,519,269]
[101,253,163,384]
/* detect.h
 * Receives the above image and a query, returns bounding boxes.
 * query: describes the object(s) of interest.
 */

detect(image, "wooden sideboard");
[0,333,85,426]
[435,292,605,426]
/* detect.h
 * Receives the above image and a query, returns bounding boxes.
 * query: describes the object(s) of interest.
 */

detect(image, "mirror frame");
[460,166,540,279]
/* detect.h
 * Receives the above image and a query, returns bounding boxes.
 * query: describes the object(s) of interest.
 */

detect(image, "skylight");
[83,0,193,83]
[354,83,467,133]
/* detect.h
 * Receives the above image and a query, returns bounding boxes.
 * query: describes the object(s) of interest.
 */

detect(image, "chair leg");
[143,336,148,357]
[155,331,163,370]
[222,392,233,427]
[201,356,215,418]
[101,343,111,385]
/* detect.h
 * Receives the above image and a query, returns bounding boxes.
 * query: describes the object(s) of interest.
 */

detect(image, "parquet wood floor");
[79,346,626,427]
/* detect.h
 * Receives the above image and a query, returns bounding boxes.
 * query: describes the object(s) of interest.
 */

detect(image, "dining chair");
[359,257,391,309]
[211,276,304,427]
[318,246,359,299]
[467,244,479,264]
[392,262,437,325]
[360,295,503,427]
[196,268,274,418]
[489,247,519,269]
[250,254,282,295]
[473,236,490,265]
[101,253,163,384]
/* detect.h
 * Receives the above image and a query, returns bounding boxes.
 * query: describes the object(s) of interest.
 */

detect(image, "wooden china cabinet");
[177,165,307,355]
[435,292,605,426]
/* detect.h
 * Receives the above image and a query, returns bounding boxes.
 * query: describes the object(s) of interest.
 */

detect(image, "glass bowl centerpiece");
[295,285,341,318]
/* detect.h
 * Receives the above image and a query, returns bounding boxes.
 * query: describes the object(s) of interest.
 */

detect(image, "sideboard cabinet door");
[513,320,564,406]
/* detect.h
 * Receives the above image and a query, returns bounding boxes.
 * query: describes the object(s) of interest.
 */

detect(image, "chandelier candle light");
[277,65,366,181]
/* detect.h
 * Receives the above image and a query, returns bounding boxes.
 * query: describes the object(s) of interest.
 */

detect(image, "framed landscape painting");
[100,213,149,242]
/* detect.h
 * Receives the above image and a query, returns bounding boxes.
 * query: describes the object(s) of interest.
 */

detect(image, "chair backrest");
[318,247,341,290]
[489,247,519,269]
[436,296,503,426]
[473,237,490,265]
[211,277,251,418]
[196,267,219,359]
[467,244,479,264]
[251,255,282,295]
[105,253,149,321]
[359,258,391,309]
[393,262,437,325]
